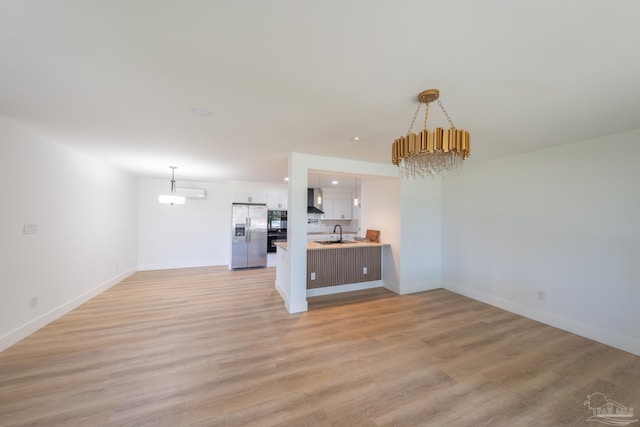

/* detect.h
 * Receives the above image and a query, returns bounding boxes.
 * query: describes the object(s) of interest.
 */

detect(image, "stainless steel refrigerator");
[230,203,268,269]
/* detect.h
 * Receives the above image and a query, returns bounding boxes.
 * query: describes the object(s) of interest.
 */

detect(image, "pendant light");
[158,166,186,205]
[353,177,359,207]
[316,173,322,206]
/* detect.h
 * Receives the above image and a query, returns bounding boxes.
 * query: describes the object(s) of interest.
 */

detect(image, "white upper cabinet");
[321,189,353,220]
[230,182,288,208]
[267,192,288,210]
[232,191,267,204]
[232,190,287,209]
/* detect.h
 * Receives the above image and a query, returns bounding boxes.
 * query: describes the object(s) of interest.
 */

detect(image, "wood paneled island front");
[274,241,388,293]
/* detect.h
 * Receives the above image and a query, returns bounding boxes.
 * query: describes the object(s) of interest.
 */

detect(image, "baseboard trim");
[383,281,401,294]
[0,269,136,353]
[137,260,228,271]
[306,280,382,297]
[287,300,308,314]
[275,280,308,313]
[400,281,441,295]
[274,279,287,305]
[444,281,640,356]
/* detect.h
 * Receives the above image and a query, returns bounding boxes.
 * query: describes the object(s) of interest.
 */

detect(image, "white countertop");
[306,231,358,235]
[275,241,388,251]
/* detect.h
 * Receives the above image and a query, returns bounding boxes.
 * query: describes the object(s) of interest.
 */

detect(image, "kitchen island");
[274,240,388,296]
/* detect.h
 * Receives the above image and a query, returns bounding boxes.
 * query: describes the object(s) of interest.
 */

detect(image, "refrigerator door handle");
[245,217,250,242]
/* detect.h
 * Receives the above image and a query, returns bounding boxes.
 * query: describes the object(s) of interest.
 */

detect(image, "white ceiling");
[2,1,639,183]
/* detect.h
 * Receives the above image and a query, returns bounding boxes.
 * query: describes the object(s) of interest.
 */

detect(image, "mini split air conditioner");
[175,187,207,199]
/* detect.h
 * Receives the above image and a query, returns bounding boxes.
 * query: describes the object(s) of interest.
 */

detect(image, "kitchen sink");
[314,240,357,245]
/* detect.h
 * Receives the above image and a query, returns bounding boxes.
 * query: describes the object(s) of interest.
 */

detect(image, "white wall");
[400,177,442,293]
[442,129,640,355]
[361,177,401,291]
[138,178,230,270]
[0,117,138,351]
[362,176,442,294]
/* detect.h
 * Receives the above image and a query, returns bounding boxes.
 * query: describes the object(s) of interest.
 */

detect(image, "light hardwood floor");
[0,266,638,426]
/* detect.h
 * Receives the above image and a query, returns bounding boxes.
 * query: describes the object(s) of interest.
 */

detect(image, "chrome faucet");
[333,224,342,242]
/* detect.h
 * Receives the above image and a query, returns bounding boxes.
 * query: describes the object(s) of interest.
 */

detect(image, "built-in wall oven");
[268,210,287,230]
[267,232,287,253]
[267,210,287,253]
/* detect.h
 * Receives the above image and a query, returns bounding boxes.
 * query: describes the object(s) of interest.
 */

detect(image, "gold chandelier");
[392,89,470,178]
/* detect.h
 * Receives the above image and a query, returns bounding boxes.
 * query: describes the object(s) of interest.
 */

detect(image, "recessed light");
[190,106,212,116]
[284,177,289,181]
[331,180,339,185]
[351,136,362,142]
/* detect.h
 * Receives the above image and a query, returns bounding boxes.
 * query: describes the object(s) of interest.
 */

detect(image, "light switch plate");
[23,224,38,234]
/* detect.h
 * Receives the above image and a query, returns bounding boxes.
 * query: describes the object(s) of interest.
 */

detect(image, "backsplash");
[307,219,359,234]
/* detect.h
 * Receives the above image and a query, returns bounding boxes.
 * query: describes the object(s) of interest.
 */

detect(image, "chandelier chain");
[407,103,422,134]
[423,102,430,129]
[437,99,456,128]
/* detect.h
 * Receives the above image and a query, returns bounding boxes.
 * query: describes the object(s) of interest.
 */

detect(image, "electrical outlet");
[310,272,316,280]
[30,297,38,308]
[363,267,368,274]
[537,290,546,302]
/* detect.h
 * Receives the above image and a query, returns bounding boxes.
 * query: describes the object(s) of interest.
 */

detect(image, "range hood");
[307,189,324,214]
